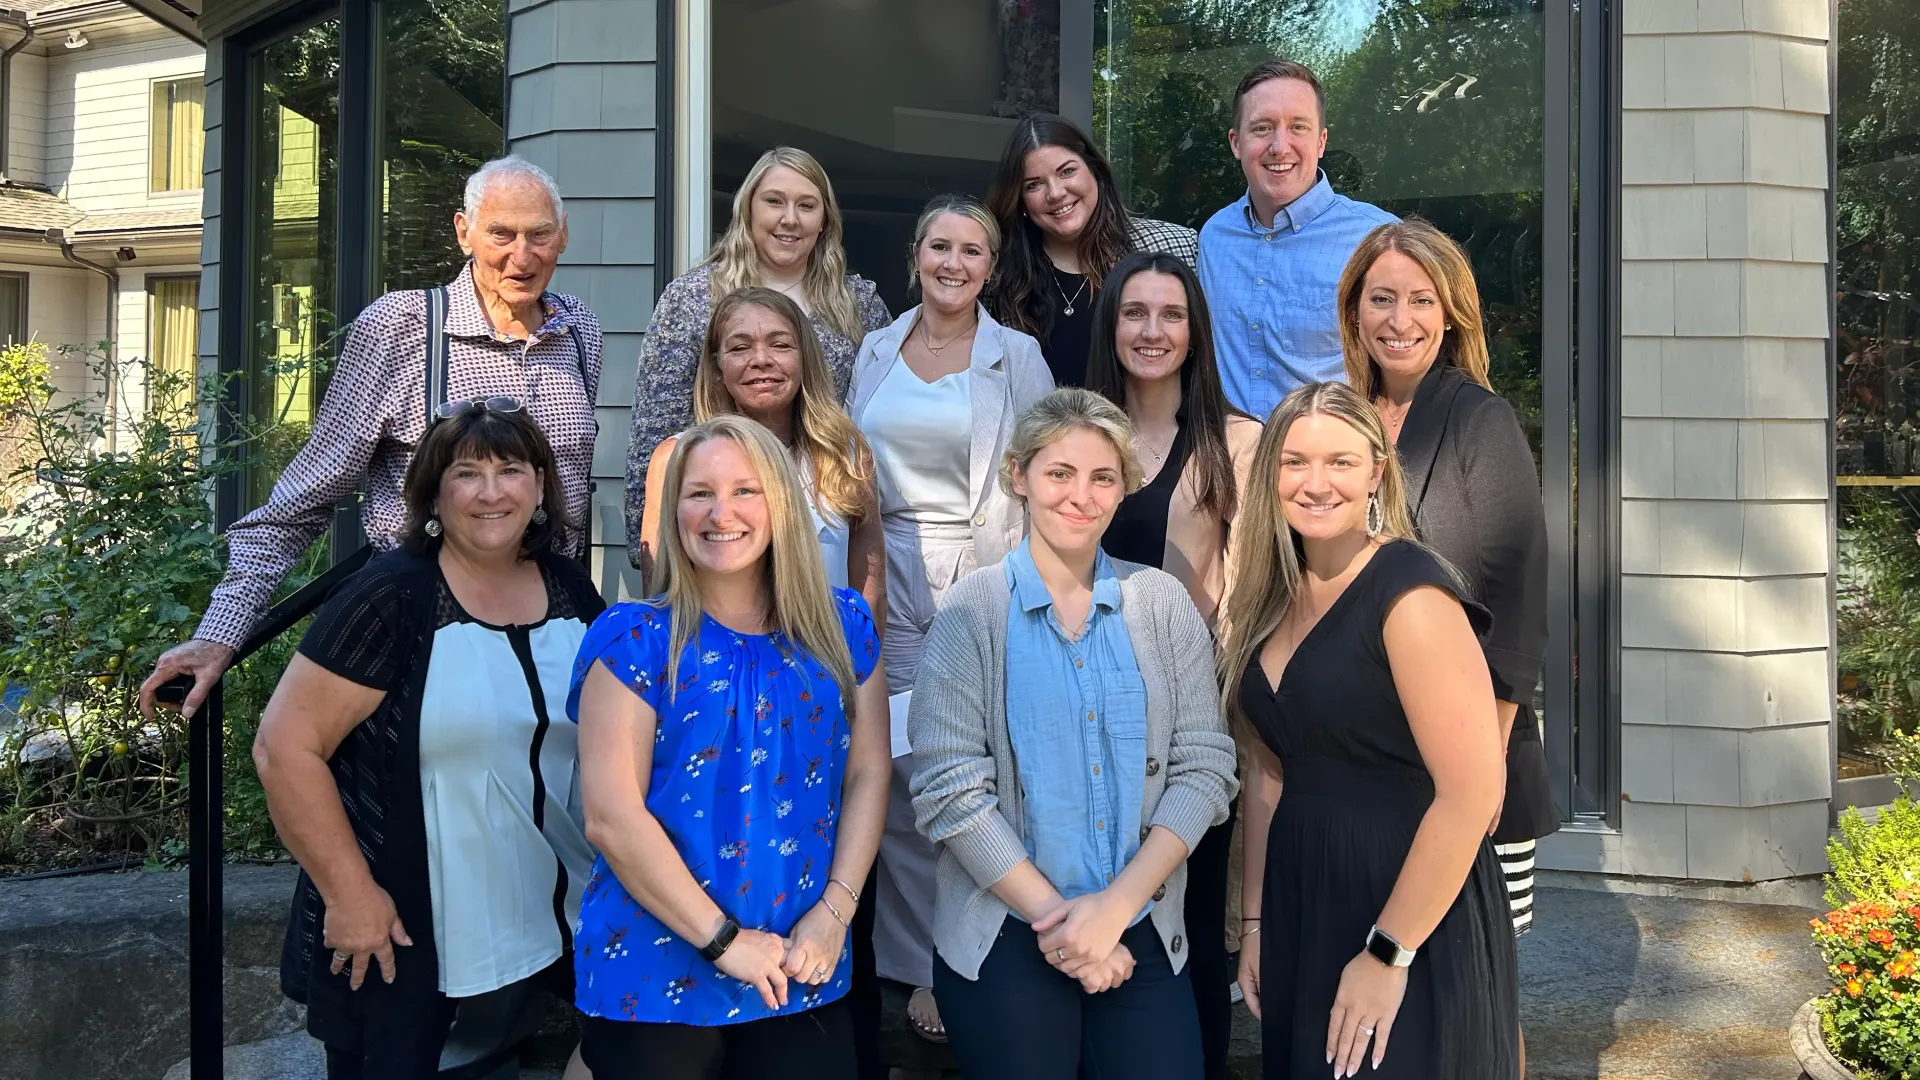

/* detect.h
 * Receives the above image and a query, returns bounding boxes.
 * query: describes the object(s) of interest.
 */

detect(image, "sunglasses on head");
[432,396,525,423]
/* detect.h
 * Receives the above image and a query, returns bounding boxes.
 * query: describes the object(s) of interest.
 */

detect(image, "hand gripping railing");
[155,546,370,1080]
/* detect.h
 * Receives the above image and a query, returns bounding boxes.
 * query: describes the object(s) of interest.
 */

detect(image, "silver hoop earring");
[1365,494,1383,537]
[423,517,443,537]
[531,506,548,525]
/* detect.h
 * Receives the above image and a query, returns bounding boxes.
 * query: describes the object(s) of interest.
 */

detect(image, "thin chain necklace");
[920,314,977,354]
[1054,267,1088,317]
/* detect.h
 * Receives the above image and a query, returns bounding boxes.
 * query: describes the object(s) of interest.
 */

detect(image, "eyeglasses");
[432,396,525,423]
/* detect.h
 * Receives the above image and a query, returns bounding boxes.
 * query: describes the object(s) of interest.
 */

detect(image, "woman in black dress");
[1085,250,1257,1080]
[1218,381,1518,1080]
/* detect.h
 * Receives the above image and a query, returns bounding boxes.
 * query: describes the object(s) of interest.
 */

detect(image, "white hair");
[462,155,564,222]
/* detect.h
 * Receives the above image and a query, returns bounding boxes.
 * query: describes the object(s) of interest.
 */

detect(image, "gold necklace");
[920,316,977,354]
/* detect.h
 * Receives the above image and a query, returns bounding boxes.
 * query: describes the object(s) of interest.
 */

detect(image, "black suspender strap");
[425,286,450,419]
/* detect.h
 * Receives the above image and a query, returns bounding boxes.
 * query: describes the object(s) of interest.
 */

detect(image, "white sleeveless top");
[798,454,851,590]
[863,361,973,525]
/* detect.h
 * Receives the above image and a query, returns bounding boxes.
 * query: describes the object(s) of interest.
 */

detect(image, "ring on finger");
[1055,947,1065,962]
[333,950,350,962]
[1361,1026,1375,1036]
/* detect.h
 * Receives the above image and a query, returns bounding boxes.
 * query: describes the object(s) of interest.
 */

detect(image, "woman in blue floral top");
[569,414,891,1079]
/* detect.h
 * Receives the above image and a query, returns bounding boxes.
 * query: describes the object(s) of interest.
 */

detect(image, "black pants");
[580,999,855,1080]
[848,866,884,1080]
[935,917,1201,1080]
[1185,802,1238,1080]
[322,957,571,1080]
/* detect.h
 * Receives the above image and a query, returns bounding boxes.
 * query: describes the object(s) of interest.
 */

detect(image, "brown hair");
[985,114,1132,341]
[1337,218,1492,399]
[400,404,570,555]
[1233,59,1326,128]
[693,287,876,523]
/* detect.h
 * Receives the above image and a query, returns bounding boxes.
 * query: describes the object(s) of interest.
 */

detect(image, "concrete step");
[161,1035,564,1080]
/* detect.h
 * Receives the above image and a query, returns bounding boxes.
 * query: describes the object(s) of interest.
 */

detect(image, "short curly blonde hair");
[998,387,1143,498]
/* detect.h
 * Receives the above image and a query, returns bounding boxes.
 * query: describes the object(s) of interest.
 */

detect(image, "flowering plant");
[1814,887,1920,1077]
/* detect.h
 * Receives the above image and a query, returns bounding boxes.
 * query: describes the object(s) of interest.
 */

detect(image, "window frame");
[148,75,208,195]
[0,270,28,346]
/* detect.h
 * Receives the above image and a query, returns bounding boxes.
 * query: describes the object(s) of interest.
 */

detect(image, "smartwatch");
[699,916,740,962]
[1364,924,1416,968]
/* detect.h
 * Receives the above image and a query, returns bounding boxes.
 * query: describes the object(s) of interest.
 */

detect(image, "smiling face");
[675,437,774,579]
[1273,411,1381,544]
[1358,249,1448,386]
[1230,76,1328,222]
[455,176,568,314]
[1011,426,1127,558]
[1019,144,1100,247]
[436,452,543,555]
[715,303,803,420]
[1113,270,1192,385]
[749,165,826,276]
[915,211,994,316]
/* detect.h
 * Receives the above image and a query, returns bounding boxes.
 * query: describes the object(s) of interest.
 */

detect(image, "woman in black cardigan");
[1336,217,1555,1071]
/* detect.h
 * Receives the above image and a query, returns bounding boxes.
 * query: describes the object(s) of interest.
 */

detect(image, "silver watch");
[1364,924,1416,968]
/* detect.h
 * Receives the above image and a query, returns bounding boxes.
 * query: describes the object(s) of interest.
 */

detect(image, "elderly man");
[140,155,603,717]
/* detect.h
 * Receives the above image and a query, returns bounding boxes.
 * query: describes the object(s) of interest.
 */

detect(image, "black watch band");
[699,917,740,962]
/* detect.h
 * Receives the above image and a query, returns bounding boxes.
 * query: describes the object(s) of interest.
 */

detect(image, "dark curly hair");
[985,114,1133,343]
[399,404,570,556]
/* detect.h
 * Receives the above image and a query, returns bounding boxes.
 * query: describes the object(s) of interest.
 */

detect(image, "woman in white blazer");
[845,193,1054,1042]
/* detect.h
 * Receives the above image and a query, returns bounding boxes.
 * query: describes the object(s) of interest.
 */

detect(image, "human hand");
[1326,950,1409,1078]
[1033,890,1133,975]
[781,901,849,986]
[1237,939,1263,1019]
[139,639,235,720]
[323,882,411,990]
[714,927,790,1010]
[1075,942,1135,994]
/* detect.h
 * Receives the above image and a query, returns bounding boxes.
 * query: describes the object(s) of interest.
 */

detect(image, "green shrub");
[1828,798,1920,910]
[1817,799,1920,1077]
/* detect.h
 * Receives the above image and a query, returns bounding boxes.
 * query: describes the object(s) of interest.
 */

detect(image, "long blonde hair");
[704,147,867,346]
[646,414,857,704]
[1217,382,1417,727]
[1338,218,1492,399]
[693,287,876,523]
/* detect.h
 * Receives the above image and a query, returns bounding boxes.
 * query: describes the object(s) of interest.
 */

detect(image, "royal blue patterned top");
[564,588,879,1026]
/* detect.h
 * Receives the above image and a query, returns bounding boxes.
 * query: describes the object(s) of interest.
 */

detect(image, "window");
[150,77,206,192]
[0,273,25,345]
[147,275,201,420]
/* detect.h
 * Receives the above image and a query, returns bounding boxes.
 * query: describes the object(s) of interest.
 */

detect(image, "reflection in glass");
[246,20,340,506]
[375,0,507,294]
[712,0,1059,314]
[1093,0,1545,455]
[1836,0,1920,762]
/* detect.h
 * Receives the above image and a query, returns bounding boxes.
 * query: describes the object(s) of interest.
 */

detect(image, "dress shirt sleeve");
[194,299,410,649]
[907,589,1030,890]
[1147,580,1238,851]
[1460,397,1549,704]
[626,274,708,568]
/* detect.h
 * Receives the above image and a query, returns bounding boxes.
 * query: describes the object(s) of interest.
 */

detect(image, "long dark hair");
[1084,251,1242,521]
[400,404,570,556]
[985,114,1132,341]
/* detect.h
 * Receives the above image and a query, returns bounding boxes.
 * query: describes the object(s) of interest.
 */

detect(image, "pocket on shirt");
[1279,281,1342,359]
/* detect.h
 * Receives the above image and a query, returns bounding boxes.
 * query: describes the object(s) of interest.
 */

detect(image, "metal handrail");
[156,545,370,1080]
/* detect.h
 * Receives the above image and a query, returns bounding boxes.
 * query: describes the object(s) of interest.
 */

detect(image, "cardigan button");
[1145,757,1160,777]
[1140,825,1151,842]
[973,513,986,527]
[1171,935,1183,954]
[1153,885,1166,902]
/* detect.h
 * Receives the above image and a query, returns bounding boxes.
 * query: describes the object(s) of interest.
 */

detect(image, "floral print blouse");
[565,589,880,1026]
[625,263,891,566]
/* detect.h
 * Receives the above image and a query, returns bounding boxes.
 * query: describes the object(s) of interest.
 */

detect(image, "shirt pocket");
[1279,280,1341,359]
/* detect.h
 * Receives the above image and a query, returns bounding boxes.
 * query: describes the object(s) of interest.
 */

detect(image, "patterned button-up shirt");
[1197,173,1396,420]
[625,262,890,567]
[195,262,604,649]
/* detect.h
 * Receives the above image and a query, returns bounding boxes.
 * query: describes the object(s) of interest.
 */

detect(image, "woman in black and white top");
[253,401,603,1080]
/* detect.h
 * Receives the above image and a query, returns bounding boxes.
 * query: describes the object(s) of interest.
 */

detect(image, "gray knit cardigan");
[906,558,1239,980]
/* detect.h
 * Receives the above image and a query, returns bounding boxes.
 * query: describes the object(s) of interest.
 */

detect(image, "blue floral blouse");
[565,589,879,1026]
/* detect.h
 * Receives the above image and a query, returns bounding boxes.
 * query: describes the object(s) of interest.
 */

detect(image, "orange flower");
[1839,963,1858,975]
[1871,927,1897,947]
[1889,958,1915,978]
[1848,979,1865,996]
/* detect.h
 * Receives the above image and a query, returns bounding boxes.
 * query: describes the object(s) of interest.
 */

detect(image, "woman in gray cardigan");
[906,388,1237,1080]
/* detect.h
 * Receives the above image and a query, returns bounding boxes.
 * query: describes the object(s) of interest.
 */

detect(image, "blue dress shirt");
[1197,172,1398,420]
[1001,540,1150,912]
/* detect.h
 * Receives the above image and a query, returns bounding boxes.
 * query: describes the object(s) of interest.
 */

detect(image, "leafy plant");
[1814,890,1920,1079]
[1838,489,1920,748]
[1828,799,1920,910]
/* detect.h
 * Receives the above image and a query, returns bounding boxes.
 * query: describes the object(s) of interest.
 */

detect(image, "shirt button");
[1264,233,1275,242]
[1087,711,1096,722]
[1254,367,1264,378]
[1074,657,1084,668]
[1255,278,1265,286]
[1097,821,1106,831]
[973,514,986,527]
[1092,764,1101,776]
[1250,322,1260,330]
[1146,758,1160,777]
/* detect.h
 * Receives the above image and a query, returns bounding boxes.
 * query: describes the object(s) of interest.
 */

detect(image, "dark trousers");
[323,957,569,1080]
[935,917,1202,1080]
[1185,802,1238,1080]
[848,867,884,1080]
[580,999,855,1080]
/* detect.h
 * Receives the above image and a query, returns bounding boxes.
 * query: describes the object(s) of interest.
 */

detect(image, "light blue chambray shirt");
[1001,540,1150,914]
[1197,172,1398,421]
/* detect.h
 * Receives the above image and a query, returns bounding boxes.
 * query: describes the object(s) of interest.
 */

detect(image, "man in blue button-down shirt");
[1198,59,1397,421]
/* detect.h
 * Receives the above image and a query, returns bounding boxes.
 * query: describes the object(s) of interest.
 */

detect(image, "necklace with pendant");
[1055,269,1088,317]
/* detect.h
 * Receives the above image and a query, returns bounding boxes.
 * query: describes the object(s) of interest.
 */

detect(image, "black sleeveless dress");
[1237,541,1519,1080]
[1103,417,1193,569]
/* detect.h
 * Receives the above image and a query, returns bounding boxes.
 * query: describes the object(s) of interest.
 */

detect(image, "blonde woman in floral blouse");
[626,146,892,568]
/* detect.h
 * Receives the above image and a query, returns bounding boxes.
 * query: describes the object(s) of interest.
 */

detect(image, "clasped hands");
[1033,890,1137,993]
[713,900,850,1010]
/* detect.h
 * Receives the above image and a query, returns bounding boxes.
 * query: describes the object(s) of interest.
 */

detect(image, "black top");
[1238,540,1518,1080]
[1103,416,1193,570]
[1395,361,1557,842]
[1040,265,1095,387]
[279,547,605,1053]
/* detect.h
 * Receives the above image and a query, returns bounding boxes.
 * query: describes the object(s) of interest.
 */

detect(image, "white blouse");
[798,454,851,591]
[863,361,973,525]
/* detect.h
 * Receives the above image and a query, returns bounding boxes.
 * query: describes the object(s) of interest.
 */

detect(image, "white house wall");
[45,33,204,216]
[9,51,49,186]
[29,266,97,400]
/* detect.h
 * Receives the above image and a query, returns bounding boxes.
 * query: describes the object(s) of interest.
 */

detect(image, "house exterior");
[0,0,203,435]
[153,0,1895,886]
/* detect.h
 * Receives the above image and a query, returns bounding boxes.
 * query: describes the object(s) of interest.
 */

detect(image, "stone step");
[161,1035,565,1080]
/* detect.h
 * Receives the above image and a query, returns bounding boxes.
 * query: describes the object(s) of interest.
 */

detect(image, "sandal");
[907,985,947,1044]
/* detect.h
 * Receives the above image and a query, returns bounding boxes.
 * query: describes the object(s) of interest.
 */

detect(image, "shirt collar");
[1239,170,1338,234]
[444,260,571,341]
[1009,538,1123,616]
